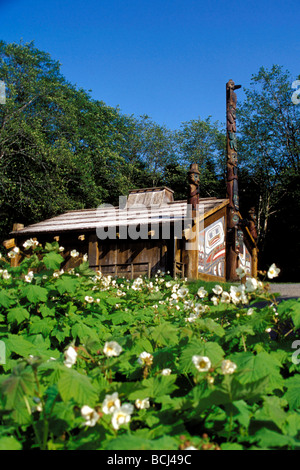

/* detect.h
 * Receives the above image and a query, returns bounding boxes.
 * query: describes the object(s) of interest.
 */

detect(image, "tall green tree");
[0,41,151,239]
[237,65,300,279]
[174,117,226,198]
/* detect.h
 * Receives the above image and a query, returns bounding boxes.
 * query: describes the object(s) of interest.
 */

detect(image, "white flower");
[267,263,280,279]
[135,398,150,409]
[220,291,231,303]
[84,295,94,303]
[230,285,247,305]
[197,287,208,298]
[103,341,123,357]
[2,269,11,280]
[185,313,198,323]
[245,277,258,293]
[64,346,77,368]
[192,355,211,372]
[137,351,153,366]
[23,239,38,249]
[177,287,189,298]
[161,368,172,376]
[111,403,134,430]
[102,392,121,415]
[194,303,207,314]
[221,360,237,375]
[236,266,246,278]
[24,271,34,283]
[247,308,254,316]
[70,249,79,258]
[212,285,223,295]
[211,295,219,306]
[59,246,65,252]
[8,246,20,258]
[207,375,215,385]
[83,253,88,262]
[81,405,99,427]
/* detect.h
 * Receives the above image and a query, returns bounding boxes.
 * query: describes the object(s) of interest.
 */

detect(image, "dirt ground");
[269,283,300,300]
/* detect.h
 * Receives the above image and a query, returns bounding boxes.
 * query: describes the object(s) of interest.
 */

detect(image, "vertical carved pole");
[226,79,241,281]
[186,163,200,279]
[248,207,258,278]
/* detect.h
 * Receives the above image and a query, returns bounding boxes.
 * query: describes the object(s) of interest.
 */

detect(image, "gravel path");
[269,283,300,299]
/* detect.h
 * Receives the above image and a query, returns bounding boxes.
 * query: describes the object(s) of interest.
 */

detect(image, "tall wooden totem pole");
[226,79,242,280]
[185,163,200,279]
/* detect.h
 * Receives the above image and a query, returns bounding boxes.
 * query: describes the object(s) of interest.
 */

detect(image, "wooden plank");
[88,233,99,270]
[10,199,229,235]
[3,238,16,249]
[198,272,226,283]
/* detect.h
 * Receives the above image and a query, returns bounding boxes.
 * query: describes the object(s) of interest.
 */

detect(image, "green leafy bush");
[0,241,299,450]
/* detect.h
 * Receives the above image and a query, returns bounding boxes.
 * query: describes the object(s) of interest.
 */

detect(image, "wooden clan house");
[5,80,258,282]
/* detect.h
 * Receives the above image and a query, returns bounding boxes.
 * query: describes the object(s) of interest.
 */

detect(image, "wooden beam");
[3,238,16,249]
[12,223,24,232]
[88,233,99,270]
[252,247,258,278]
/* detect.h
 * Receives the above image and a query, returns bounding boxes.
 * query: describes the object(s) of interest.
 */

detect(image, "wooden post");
[225,79,242,281]
[252,247,258,278]
[186,164,200,280]
[10,224,24,267]
[88,233,99,270]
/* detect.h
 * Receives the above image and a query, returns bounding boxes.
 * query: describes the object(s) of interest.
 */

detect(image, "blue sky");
[1,0,299,130]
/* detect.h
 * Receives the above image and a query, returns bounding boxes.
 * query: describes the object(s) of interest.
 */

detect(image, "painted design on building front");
[239,242,252,275]
[198,217,226,277]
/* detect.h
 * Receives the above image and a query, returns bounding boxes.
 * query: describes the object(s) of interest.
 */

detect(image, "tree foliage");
[237,66,300,279]
[1,41,298,279]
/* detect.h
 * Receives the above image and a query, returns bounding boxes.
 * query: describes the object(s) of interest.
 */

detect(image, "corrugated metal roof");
[11,198,229,235]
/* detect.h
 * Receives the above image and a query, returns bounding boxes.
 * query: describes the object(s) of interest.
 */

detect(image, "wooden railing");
[173,260,185,278]
[98,262,151,279]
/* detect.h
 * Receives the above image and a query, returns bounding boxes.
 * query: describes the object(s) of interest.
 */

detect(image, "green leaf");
[253,428,300,449]
[188,375,268,413]
[125,375,178,401]
[231,351,284,392]
[5,334,58,360]
[71,321,99,342]
[149,322,178,347]
[7,306,29,325]
[55,276,80,294]
[39,303,56,317]
[179,340,224,373]
[104,434,178,450]
[0,362,35,408]
[58,369,98,406]
[224,323,255,341]
[22,284,48,303]
[29,317,56,336]
[196,318,225,337]
[43,251,64,270]
[0,290,14,308]
[277,299,300,329]
[290,303,300,329]
[254,396,287,431]
[283,375,300,410]
[0,436,22,450]
[221,442,244,450]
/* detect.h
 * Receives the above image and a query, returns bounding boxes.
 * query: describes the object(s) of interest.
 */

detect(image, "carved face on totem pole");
[226,79,241,217]
[248,207,258,241]
[187,163,200,211]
